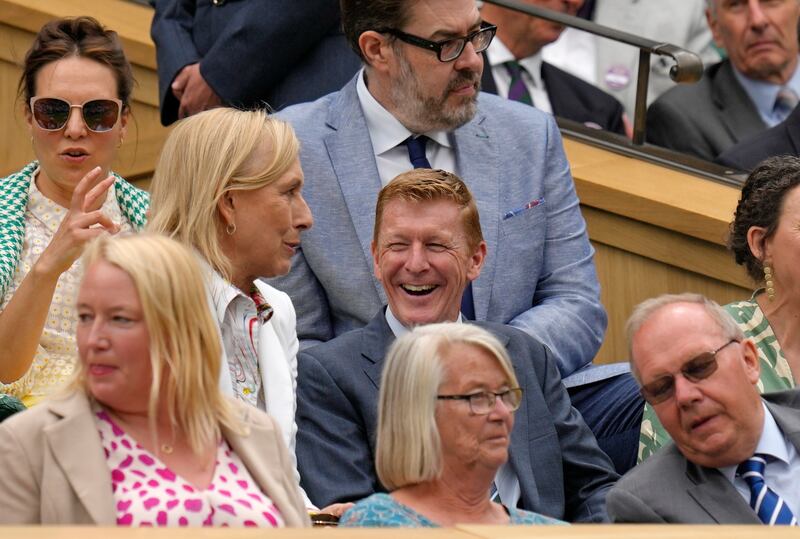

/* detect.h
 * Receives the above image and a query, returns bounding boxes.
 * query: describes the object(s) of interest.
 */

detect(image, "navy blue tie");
[402,135,475,320]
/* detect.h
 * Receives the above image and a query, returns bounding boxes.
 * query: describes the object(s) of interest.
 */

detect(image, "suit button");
[212,0,225,5]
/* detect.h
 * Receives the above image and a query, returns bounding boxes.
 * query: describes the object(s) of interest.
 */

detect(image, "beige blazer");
[0,391,310,526]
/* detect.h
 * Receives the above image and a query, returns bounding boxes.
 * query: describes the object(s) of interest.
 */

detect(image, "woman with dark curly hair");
[639,156,800,460]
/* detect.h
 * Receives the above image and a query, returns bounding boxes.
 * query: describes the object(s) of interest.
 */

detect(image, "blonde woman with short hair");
[340,323,565,527]
[0,234,309,526]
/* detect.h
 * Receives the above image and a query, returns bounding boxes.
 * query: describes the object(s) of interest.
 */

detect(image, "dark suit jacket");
[295,310,618,522]
[646,59,766,161]
[481,58,626,135]
[717,104,800,171]
[150,0,361,125]
[607,389,800,523]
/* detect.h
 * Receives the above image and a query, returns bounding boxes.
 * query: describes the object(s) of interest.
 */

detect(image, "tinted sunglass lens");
[83,100,119,132]
[33,98,69,130]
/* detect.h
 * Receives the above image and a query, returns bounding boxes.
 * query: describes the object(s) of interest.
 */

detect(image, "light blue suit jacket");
[271,75,606,376]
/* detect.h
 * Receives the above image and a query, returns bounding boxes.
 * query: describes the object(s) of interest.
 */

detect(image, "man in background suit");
[150,0,361,125]
[479,0,627,135]
[296,169,618,520]
[717,105,800,171]
[608,293,800,524]
[646,0,800,161]
[270,0,606,378]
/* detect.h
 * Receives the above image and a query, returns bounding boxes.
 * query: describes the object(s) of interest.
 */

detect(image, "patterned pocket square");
[503,197,545,220]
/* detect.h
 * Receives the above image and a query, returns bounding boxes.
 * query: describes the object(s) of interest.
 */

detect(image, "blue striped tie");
[737,455,798,525]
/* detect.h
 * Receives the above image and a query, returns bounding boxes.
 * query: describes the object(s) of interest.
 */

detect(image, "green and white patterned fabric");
[638,292,795,461]
[0,161,149,301]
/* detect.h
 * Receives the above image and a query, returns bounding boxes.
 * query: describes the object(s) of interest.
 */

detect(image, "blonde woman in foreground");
[0,234,308,526]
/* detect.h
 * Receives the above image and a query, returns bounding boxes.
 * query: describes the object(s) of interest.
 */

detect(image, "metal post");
[632,49,651,146]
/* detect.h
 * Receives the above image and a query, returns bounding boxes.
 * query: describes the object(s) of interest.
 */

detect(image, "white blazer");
[206,270,311,507]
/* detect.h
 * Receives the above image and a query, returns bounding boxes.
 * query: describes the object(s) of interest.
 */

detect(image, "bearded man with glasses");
[608,292,800,524]
[269,0,607,386]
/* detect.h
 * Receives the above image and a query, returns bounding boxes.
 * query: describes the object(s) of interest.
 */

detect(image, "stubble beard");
[390,50,480,133]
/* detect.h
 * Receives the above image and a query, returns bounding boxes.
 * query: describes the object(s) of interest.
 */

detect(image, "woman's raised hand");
[34,166,120,279]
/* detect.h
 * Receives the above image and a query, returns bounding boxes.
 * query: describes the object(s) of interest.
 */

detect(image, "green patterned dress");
[637,293,795,461]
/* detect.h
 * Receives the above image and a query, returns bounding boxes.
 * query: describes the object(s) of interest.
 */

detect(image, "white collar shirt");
[486,38,553,114]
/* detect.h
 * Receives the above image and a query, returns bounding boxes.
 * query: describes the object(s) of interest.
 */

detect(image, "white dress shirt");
[486,38,553,114]
[356,69,457,185]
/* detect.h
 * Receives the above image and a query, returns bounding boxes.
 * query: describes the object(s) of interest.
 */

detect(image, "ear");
[359,30,394,74]
[119,105,129,141]
[24,103,34,136]
[746,225,769,263]
[740,338,761,385]
[371,240,383,282]
[705,7,724,49]
[466,241,487,282]
[217,191,236,228]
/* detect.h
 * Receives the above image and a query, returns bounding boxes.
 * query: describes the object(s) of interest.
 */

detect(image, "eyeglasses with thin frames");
[639,339,739,405]
[29,96,122,133]
[437,388,523,414]
[378,21,497,62]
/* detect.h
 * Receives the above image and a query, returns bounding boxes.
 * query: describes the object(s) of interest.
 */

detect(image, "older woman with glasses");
[0,17,147,407]
[339,323,564,527]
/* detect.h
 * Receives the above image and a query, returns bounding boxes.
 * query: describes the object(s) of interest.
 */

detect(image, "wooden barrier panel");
[565,138,752,364]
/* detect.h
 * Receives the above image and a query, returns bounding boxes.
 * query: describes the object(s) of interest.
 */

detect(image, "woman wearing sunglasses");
[0,17,148,407]
[340,323,564,528]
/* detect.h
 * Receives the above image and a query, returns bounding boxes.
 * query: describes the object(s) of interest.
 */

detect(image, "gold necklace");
[160,443,174,455]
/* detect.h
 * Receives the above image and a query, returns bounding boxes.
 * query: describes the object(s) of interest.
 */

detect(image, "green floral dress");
[638,293,795,461]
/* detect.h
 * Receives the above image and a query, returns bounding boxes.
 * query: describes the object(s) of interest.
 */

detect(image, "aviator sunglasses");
[639,339,738,405]
[30,96,122,133]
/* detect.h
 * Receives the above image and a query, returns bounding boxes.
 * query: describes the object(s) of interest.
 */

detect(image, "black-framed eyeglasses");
[437,388,523,414]
[29,96,122,133]
[377,21,497,62]
[639,340,738,405]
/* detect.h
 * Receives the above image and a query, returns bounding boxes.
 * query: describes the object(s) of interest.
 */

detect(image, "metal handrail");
[482,0,704,144]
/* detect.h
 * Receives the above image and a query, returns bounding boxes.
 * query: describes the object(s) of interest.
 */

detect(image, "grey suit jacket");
[295,309,619,522]
[607,389,800,523]
[271,74,606,376]
[646,59,766,161]
[0,391,310,526]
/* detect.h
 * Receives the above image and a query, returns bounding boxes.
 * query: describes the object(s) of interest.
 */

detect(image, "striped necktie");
[774,87,799,122]
[737,455,798,525]
[504,60,533,106]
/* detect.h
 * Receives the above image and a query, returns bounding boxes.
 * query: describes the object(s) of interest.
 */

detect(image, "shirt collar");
[732,59,800,122]
[384,304,463,338]
[719,400,792,482]
[486,37,544,90]
[355,68,451,155]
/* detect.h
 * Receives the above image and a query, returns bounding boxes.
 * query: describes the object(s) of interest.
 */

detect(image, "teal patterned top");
[638,293,795,461]
[339,493,566,527]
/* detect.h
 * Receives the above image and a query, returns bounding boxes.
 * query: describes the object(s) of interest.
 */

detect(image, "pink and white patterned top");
[95,410,285,527]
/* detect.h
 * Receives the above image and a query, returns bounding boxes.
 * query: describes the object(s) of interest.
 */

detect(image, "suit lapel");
[323,80,385,300]
[45,393,116,524]
[480,54,499,96]
[453,107,500,320]
[785,107,800,154]
[360,311,394,391]
[223,409,304,527]
[260,320,293,446]
[712,61,765,141]
[685,461,760,523]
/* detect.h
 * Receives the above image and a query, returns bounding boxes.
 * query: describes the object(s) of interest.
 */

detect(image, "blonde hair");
[75,233,241,453]
[376,323,518,490]
[147,107,299,281]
